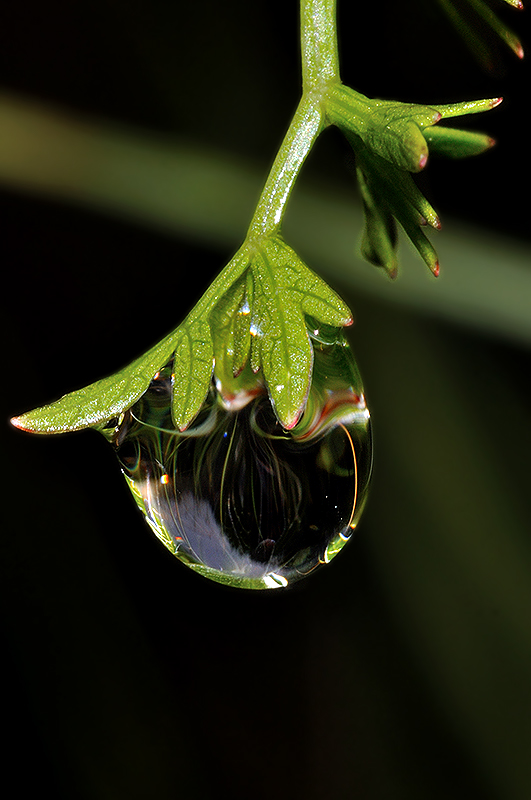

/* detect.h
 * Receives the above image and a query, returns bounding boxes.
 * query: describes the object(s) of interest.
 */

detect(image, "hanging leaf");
[329,86,502,276]
[249,237,352,428]
[424,126,495,158]
[11,329,182,434]
[171,318,214,431]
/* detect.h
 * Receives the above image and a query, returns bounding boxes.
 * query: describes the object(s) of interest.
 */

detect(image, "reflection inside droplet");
[98,324,372,589]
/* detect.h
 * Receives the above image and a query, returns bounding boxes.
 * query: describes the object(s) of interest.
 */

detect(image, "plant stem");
[246,0,340,241]
[245,97,324,240]
[300,0,340,91]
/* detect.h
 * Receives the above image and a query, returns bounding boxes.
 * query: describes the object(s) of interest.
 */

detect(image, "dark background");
[1,2,531,798]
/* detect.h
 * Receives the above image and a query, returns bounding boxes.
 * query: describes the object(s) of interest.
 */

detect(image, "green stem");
[246,0,340,240]
[245,96,324,240]
[300,0,340,91]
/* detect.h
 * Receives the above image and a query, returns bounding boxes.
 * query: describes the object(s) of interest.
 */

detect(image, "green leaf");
[209,271,251,387]
[424,126,495,159]
[207,235,353,428]
[250,237,352,428]
[367,116,429,173]
[357,165,398,278]
[383,162,440,229]
[353,141,439,276]
[327,88,501,183]
[12,229,354,436]
[11,329,182,434]
[232,270,254,376]
[11,246,255,435]
[326,85,440,172]
[436,97,503,119]
[251,246,312,428]
[398,216,439,276]
[171,318,214,431]
[334,88,502,276]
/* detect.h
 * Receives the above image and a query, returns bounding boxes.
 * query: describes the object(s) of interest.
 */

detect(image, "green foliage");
[11,331,181,434]
[10,0,521,441]
[328,92,501,277]
[226,237,352,428]
[13,234,351,433]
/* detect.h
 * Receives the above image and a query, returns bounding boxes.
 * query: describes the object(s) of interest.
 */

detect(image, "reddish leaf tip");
[282,407,305,431]
[387,266,398,281]
[418,152,428,170]
[10,416,25,430]
[431,261,440,278]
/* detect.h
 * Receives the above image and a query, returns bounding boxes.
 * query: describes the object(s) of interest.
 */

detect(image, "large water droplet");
[98,326,372,589]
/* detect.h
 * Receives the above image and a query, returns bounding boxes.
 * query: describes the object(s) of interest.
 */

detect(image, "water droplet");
[98,327,372,589]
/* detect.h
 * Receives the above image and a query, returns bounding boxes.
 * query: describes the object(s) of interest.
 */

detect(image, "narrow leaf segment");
[247,238,352,427]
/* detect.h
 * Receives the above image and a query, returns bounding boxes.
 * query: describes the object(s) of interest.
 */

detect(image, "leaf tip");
[387,265,398,280]
[10,413,47,434]
[431,260,440,278]
[282,416,299,431]
[271,396,304,432]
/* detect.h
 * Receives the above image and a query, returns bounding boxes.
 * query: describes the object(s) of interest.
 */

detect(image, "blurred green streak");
[358,305,531,798]
[0,91,530,347]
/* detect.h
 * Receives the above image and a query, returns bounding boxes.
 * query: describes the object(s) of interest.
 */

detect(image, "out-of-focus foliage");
[435,0,524,69]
